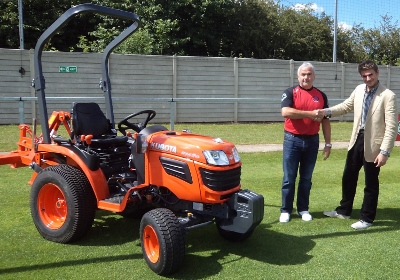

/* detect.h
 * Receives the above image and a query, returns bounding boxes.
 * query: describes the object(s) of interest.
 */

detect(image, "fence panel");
[1,48,399,125]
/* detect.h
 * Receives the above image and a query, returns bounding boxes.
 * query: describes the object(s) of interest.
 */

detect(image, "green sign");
[59,66,78,73]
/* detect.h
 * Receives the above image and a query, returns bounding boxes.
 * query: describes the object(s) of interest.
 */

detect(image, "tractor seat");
[72,102,127,146]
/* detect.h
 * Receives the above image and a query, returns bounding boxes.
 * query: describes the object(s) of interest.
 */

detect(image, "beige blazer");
[330,83,398,162]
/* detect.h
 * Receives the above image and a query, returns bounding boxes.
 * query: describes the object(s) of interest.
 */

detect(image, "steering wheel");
[118,110,156,135]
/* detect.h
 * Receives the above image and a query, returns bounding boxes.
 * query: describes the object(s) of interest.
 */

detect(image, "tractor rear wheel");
[140,208,185,275]
[30,164,96,243]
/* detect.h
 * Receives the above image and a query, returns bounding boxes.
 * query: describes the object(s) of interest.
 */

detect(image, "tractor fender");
[36,144,109,200]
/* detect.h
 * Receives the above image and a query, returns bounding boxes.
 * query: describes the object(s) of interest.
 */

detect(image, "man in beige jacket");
[321,60,398,230]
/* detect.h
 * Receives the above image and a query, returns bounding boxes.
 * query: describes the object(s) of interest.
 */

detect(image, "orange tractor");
[0,4,264,275]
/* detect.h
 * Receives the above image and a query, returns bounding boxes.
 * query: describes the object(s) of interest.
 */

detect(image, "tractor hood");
[147,131,240,165]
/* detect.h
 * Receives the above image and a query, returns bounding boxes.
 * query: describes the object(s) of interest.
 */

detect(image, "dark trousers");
[336,130,380,223]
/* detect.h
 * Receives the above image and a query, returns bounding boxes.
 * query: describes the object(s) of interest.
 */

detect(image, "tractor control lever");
[80,135,94,152]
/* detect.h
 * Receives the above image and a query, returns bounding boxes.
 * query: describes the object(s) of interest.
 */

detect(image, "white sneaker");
[323,210,350,219]
[298,211,313,221]
[279,213,290,223]
[351,220,372,230]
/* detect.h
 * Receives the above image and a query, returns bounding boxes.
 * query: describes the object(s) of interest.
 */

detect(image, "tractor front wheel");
[140,208,185,275]
[30,165,96,243]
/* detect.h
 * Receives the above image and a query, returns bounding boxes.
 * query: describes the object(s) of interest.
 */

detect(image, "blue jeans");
[281,132,319,214]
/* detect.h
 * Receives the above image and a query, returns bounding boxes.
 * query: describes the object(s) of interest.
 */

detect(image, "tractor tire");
[216,221,254,242]
[30,164,96,243]
[140,208,185,275]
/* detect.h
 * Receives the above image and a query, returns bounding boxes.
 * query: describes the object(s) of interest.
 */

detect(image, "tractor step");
[102,195,124,204]
[98,195,127,212]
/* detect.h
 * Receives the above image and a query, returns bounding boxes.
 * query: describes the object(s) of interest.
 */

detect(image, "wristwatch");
[325,108,332,119]
[325,143,332,148]
[380,150,390,157]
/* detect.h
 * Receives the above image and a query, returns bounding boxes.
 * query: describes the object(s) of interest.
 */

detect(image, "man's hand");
[322,146,331,160]
[312,109,325,122]
[374,153,388,167]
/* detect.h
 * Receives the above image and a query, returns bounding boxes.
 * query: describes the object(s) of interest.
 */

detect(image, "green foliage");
[1,0,400,62]
[361,15,400,65]
[336,24,368,63]
[275,4,333,61]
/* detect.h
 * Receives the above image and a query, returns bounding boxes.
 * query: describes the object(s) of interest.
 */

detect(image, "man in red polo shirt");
[279,62,331,223]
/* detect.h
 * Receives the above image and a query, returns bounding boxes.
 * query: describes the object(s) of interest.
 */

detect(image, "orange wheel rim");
[143,225,160,263]
[37,183,67,229]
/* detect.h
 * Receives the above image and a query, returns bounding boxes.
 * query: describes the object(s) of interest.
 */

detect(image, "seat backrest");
[72,102,111,137]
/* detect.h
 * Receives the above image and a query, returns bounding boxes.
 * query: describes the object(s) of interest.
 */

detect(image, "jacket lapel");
[366,85,384,121]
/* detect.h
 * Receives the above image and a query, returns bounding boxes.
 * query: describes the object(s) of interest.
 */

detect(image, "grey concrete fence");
[1,48,400,125]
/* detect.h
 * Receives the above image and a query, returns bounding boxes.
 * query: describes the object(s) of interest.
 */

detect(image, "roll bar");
[32,3,140,143]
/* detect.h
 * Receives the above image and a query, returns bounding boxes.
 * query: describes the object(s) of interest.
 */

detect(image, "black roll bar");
[32,3,140,143]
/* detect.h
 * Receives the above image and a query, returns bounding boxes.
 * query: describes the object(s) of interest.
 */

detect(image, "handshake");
[312,109,328,122]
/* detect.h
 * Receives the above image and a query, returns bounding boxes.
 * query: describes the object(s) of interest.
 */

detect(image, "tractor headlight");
[203,150,229,166]
[232,147,241,163]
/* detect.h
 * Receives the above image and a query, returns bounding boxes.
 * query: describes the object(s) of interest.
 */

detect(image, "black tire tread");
[30,164,96,243]
[140,208,185,275]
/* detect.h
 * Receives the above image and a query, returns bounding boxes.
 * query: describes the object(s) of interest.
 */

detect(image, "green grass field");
[1,123,400,279]
[0,121,359,152]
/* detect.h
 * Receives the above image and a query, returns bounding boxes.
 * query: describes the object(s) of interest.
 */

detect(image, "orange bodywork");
[0,110,242,213]
[0,111,109,205]
[145,131,242,203]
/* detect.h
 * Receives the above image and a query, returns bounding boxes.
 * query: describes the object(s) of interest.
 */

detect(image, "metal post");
[333,0,338,62]
[172,54,177,124]
[170,99,175,130]
[233,57,238,123]
[19,99,24,124]
[18,0,24,49]
[289,59,295,87]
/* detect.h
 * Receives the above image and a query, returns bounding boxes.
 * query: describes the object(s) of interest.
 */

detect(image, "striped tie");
[360,83,378,129]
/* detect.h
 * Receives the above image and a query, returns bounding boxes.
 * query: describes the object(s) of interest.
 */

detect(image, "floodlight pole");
[18,0,24,49]
[333,0,338,62]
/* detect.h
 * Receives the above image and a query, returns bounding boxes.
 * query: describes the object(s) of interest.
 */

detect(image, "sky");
[281,0,400,30]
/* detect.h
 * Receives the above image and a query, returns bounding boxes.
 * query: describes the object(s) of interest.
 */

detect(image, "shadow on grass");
[310,207,400,239]
[169,223,315,279]
[0,254,141,275]
[174,207,400,279]
[1,208,399,278]
[76,210,141,246]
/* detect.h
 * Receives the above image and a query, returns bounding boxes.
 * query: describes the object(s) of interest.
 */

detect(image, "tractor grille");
[199,166,241,191]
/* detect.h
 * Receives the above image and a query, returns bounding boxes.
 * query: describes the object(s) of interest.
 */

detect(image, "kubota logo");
[151,142,177,153]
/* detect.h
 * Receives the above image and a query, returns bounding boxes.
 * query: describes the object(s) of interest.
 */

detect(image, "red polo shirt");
[281,85,328,135]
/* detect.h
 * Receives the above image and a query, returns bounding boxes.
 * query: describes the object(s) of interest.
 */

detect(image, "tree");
[275,4,333,61]
[0,0,103,50]
[0,0,21,48]
[360,15,400,65]
[335,24,368,63]
[2,0,400,64]
[230,0,280,58]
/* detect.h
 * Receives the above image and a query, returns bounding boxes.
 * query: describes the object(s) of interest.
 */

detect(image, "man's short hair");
[358,60,379,74]
[297,62,315,76]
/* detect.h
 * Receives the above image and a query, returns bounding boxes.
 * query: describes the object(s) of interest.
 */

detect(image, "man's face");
[360,69,379,90]
[297,67,315,90]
